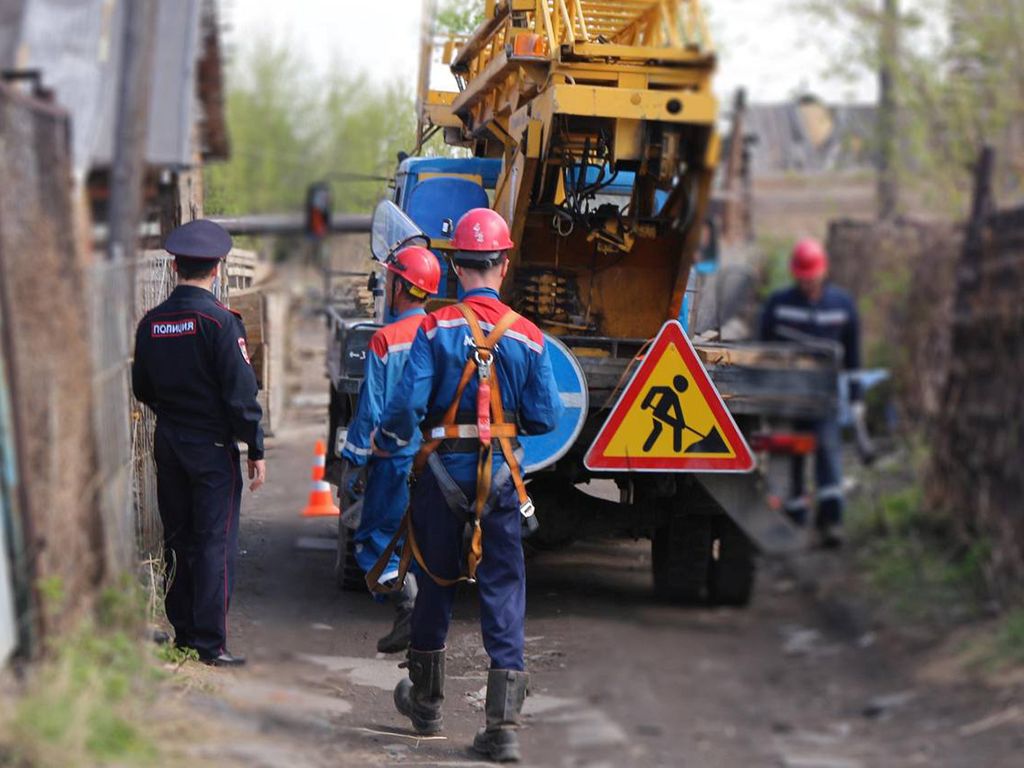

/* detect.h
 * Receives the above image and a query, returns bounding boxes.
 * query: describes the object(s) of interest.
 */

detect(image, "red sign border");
[583,320,755,473]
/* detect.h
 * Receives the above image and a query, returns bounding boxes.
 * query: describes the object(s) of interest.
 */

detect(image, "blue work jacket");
[376,288,563,483]
[342,307,426,465]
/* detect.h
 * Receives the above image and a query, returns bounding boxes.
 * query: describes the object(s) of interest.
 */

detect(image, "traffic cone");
[301,440,340,518]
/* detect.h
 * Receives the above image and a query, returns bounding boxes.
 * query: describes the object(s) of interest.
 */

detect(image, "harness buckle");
[520,498,535,518]
[473,347,493,379]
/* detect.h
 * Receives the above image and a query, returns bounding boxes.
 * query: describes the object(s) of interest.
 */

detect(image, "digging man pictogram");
[641,374,728,454]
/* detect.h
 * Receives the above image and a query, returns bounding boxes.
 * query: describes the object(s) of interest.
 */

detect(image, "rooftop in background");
[1,0,228,177]
[745,96,878,176]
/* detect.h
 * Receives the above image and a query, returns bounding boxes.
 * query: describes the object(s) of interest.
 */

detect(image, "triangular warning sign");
[584,321,754,473]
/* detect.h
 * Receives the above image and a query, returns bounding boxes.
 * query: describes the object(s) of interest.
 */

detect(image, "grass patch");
[755,234,796,298]
[156,643,199,667]
[992,608,1024,666]
[0,581,168,767]
[848,460,990,627]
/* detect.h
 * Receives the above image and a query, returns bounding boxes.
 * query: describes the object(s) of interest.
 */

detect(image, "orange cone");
[301,440,340,518]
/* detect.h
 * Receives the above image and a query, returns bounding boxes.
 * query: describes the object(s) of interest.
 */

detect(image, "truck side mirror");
[441,218,454,237]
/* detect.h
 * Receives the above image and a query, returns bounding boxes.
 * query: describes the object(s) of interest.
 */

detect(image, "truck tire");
[335,518,364,592]
[651,513,713,605]
[708,516,756,607]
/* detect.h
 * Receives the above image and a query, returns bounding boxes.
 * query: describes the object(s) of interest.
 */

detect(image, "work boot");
[377,573,417,654]
[472,669,529,763]
[394,648,445,734]
[819,522,845,550]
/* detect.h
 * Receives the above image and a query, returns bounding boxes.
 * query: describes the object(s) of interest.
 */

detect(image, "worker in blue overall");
[760,238,861,548]
[339,246,440,653]
[132,219,265,667]
[369,208,563,763]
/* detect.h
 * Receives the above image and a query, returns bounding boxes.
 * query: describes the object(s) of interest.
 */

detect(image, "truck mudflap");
[695,473,803,556]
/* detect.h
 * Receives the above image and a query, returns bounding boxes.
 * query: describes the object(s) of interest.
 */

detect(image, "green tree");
[798,0,1024,212]
[205,36,419,216]
[436,0,485,35]
[204,36,317,215]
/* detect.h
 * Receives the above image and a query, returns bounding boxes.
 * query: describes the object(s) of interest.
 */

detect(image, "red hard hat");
[791,238,828,279]
[451,208,514,252]
[387,245,441,297]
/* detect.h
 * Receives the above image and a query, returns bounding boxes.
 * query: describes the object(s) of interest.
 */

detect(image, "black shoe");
[378,609,412,653]
[818,522,845,550]
[200,651,247,667]
[151,629,171,645]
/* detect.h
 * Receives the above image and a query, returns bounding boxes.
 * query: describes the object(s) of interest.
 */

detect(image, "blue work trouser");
[354,456,412,583]
[409,467,526,671]
[787,417,844,528]
[154,422,242,658]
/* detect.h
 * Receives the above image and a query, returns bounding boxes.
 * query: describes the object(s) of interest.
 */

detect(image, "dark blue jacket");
[760,283,862,399]
[132,285,264,459]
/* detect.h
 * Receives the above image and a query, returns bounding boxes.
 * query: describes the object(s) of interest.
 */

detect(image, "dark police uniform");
[131,220,263,661]
[760,283,860,530]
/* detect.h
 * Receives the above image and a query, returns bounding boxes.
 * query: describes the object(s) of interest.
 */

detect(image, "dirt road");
[172,313,1022,768]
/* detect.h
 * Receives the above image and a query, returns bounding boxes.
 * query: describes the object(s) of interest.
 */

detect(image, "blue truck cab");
[392,157,501,301]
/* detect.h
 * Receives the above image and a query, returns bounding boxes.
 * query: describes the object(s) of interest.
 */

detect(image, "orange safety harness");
[366,304,533,592]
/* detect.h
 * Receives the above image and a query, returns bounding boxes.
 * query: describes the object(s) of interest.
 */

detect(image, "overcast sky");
[224,0,876,104]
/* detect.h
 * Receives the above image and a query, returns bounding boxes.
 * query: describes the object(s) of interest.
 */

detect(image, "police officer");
[132,219,265,667]
[760,238,860,548]
[340,246,440,653]
[372,209,563,763]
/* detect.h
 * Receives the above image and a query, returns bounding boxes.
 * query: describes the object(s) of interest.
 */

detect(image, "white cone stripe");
[313,456,326,466]
[310,480,332,492]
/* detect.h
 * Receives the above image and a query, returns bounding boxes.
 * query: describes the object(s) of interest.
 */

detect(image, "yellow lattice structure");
[417,0,720,339]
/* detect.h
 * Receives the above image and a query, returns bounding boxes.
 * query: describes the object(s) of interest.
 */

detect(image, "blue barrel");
[521,334,588,473]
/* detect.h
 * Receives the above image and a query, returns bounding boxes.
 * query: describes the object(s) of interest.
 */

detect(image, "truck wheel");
[708,517,756,607]
[335,519,364,592]
[651,513,713,605]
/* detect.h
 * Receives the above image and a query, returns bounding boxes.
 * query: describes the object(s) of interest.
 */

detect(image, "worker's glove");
[339,459,366,500]
[338,459,366,529]
[851,401,876,466]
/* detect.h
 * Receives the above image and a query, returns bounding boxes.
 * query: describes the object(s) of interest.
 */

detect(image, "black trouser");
[154,422,242,658]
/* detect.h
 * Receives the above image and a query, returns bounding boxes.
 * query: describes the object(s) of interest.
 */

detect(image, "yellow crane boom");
[420,0,720,339]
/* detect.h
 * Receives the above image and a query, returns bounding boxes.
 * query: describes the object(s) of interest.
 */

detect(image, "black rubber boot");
[472,669,528,763]
[377,573,417,654]
[394,648,445,734]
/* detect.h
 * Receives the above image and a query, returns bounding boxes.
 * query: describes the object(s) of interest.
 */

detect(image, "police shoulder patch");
[151,317,197,338]
[238,337,251,364]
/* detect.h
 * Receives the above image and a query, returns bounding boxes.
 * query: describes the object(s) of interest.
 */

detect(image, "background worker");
[339,246,440,653]
[760,238,861,548]
[132,219,266,667]
[373,209,563,763]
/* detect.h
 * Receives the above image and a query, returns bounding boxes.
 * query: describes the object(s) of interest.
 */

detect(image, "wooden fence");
[932,151,1024,600]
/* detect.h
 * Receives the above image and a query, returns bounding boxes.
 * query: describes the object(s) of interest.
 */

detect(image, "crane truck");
[326,0,839,606]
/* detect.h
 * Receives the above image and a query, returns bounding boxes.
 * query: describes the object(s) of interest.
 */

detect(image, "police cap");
[164,219,233,261]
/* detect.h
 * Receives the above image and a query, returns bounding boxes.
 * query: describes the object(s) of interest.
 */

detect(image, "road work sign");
[584,321,754,473]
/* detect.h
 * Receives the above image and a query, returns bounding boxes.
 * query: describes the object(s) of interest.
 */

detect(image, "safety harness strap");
[460,311,531,512]
[453,305,521,582]
[367,304,525,595]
